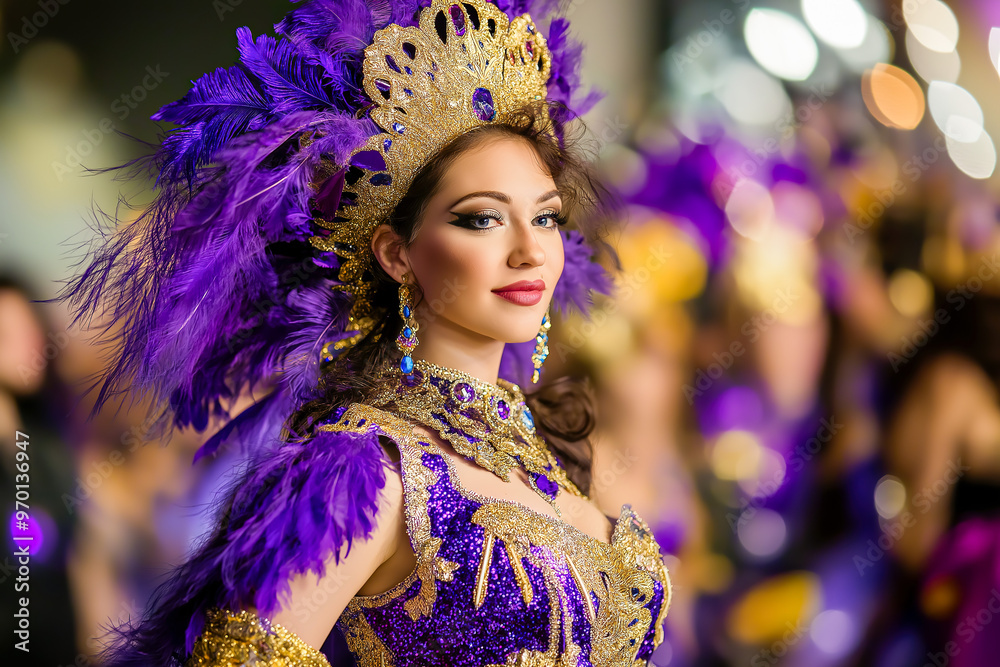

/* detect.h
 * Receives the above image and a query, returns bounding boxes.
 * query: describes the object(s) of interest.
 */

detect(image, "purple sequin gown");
[328,403,673,666]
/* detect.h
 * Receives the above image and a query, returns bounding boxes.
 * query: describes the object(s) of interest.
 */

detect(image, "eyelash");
[448,209,567,233]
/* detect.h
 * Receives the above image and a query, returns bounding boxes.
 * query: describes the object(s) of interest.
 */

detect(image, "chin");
[464,297,552,344]
[481,318,545,344]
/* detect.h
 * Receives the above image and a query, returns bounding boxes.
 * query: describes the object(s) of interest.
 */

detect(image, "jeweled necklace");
[368,359,584,514]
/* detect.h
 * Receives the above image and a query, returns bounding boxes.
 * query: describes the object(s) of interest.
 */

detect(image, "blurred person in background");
[0,274,79,666]
[880,200,1000,667]
[65,390,234,665]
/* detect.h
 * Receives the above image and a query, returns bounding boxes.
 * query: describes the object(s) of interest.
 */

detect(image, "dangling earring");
[397,274,419,374]
[531,309,551,384]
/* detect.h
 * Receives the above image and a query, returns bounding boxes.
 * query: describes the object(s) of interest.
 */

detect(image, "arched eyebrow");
[447,189,561,208]
[535,189,561,204]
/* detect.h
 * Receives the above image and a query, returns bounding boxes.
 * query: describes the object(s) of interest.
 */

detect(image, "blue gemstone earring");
[396,274,419,374]
[531,309,551,384]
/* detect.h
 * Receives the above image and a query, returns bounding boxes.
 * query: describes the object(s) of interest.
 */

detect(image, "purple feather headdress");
[61,0,610,464]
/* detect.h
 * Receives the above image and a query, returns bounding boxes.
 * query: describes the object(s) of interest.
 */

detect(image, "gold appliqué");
[185,607,331,667]
[403,536,461,620]
[368,359,585,515]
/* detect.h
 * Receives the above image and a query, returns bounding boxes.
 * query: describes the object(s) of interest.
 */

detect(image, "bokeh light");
[906,28,961,83]
[737,446,787,496]
[714,59,792,127]
[599,144,649,196]
[727,571,821,643]
[904,0,960,53]
[9,509,45,557]
[811,609,860,656]
[887,269,934,317]
[711,430,763,481]
[801,0,868,49]
[744,9,819,81]
[838,15,893,72]
[725,179,775,240]
[737,508,788,558]
[861,64,926,130]
[874,475,908,519]
[990,27,1000,78]
[927,81,985,143]
[947,129,998,180]
[772,181,826,239]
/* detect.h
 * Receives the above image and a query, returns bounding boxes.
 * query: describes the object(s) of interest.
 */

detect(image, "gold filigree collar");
[368,359,583,513]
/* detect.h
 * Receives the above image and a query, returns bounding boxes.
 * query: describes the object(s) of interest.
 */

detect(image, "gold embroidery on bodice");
[327,403,673,666]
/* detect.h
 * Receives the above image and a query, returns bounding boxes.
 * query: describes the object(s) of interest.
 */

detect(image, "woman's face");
[402,135,565,346]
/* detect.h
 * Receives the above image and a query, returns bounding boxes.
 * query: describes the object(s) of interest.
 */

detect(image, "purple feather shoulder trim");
[96,423,389,666]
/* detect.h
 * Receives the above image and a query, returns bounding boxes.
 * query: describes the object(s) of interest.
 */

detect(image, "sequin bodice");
[328,404,672,666]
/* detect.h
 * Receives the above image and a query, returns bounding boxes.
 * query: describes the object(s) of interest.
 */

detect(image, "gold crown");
[308,0,553,347]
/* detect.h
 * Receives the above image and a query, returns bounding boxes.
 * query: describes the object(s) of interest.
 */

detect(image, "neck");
[410,314,506,385]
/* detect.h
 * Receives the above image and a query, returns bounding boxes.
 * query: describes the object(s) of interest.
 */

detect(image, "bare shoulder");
[259,404,415,648]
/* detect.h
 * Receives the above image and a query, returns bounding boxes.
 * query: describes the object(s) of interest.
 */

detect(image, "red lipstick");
[492,280,545,306]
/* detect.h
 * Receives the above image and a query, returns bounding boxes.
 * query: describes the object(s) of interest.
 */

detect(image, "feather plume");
[95,426,389,666]
[151,64,272,185]
[236,27,339,115]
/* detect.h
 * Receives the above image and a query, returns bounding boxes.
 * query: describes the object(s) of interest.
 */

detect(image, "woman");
[63,1,672,664]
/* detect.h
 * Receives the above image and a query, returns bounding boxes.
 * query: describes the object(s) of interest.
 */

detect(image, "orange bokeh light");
[861,63,926,130]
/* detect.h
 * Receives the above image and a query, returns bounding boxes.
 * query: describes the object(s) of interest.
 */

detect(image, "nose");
[507,218,546,268]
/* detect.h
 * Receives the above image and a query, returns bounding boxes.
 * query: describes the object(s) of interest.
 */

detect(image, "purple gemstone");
[453,382,475,403]
[497,400,510,420]
[370,173,392,186]
[526,40,533,56]
[450,4,466,36]
[471,87,496,121]
[350,150,386,171]
[535,474,558,499]
[402,370,423,387]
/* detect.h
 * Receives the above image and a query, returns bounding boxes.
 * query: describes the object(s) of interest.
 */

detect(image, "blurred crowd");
[4,0,1000,665]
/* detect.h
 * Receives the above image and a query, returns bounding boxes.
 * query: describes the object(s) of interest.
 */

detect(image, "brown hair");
[287,100,619,493]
